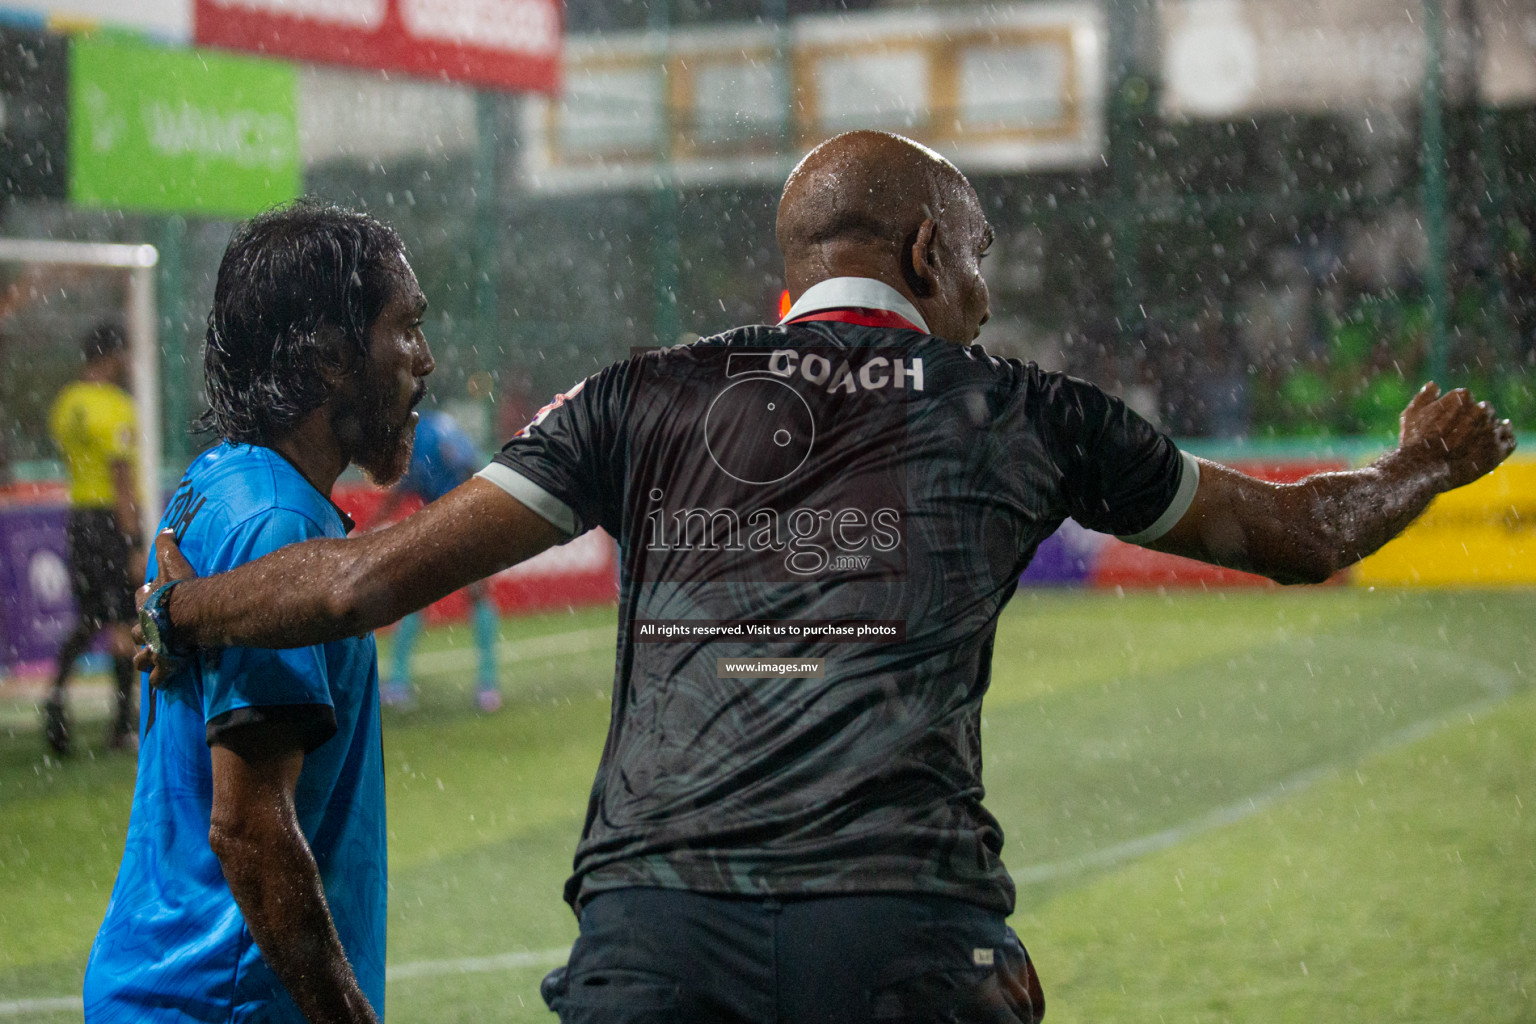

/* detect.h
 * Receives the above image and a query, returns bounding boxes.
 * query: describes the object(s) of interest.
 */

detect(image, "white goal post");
[0,238,162,544]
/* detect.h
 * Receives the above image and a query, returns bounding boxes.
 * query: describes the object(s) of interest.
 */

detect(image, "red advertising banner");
[194,0,561,93]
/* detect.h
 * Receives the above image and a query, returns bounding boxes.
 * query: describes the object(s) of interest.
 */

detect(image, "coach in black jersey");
[137,131,1516,1024]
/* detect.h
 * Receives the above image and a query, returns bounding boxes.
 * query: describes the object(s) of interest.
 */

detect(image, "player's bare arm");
[209,733,377,1024]
[112,457,148,585]
[110,458,140,544]
[137,479,562,677]
[1147,382,1517,584]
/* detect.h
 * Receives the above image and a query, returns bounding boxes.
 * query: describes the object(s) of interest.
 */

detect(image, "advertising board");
[195,0,561,93]
[68,34,299,216]
[1163,0,1536,118]
[0,504,78,668]
[521,2,1104,192]
[1355,457,1536,586]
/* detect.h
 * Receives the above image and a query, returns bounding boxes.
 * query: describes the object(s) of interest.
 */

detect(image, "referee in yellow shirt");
[45,322,142,754]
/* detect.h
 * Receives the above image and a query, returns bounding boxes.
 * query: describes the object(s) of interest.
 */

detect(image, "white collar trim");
[779,277,930,334]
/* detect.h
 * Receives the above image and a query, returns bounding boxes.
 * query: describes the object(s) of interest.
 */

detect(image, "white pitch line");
[385,945,570,980]
[1012,679,1515,885]
[411,626,613,676]
[0,997,81,1017]
[0,628,616,724]
[1013,762,1340,884]
[0,649,1519,1016]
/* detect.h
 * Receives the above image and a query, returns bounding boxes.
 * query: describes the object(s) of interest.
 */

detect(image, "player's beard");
[336,378,422,488]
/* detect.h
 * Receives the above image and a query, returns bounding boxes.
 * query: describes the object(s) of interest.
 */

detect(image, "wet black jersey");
[487,317,1193,913]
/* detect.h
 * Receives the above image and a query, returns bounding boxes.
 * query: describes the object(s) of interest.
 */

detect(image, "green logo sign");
[69,35,299,216]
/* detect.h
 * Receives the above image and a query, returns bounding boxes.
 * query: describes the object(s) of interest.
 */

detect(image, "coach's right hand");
[1396,382,1518,491]
[132,530,198,688]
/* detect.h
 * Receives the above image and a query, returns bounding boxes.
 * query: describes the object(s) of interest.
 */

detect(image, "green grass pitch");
[2,589,1532,1022]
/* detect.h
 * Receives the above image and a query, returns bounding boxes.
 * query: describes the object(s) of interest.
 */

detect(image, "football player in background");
[370,407,502,712]
[46,321,140,754]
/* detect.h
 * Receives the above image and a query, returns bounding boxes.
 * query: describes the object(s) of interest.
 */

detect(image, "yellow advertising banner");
[1356,457,1536,586]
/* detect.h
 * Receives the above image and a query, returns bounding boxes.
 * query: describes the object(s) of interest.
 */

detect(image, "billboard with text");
[68,34,299,216]
[195,0,560,93]
[1163,0,1536,118]
[521,2,1104,192]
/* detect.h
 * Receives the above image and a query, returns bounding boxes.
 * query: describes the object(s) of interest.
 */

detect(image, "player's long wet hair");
[199,199,406,445]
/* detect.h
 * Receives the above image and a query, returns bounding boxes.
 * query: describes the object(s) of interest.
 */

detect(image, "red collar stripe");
[785,307,923,332]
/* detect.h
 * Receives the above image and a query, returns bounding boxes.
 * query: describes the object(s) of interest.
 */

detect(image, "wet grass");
[1,591,1532,1022]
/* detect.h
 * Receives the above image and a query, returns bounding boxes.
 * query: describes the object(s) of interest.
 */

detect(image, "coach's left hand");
[132,530,198,686]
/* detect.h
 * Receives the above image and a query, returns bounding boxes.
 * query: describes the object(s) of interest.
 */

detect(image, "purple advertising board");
[1019,519,1105,586]
[0,504,77,668]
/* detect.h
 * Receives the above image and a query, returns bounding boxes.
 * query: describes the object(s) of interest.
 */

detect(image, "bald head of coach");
[137,130,1516,1024]
[777,129,994,345]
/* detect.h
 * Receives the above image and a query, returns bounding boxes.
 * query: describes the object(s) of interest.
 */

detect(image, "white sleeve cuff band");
[474,463,579,538]
[1116,450,1201,546]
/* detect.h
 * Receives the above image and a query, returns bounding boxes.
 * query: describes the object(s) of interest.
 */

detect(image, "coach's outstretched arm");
[1145,383,1517,584]
[137,480,565,679]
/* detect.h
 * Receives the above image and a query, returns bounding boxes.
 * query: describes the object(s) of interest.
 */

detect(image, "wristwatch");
[140,580,193,660]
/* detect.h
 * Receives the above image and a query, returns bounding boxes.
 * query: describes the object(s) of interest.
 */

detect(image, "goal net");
[0,240,159,673]
[0,239,161,541]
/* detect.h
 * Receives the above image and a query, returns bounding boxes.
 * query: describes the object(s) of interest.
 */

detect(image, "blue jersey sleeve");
[197,508,339,753]
[438,423,482,482]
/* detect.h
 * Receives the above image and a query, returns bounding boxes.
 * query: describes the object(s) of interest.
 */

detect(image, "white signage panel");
[1163,0,1536,118]
[521,3,1105,193]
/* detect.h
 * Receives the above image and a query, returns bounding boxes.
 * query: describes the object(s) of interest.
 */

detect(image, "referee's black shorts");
[541,887,1044,1024]
[66,508,136,626]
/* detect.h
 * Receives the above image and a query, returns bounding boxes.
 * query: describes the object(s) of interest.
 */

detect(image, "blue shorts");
[541,888,1044,1024]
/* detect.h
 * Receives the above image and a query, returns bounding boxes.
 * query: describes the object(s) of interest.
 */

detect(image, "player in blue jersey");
[369,409,501,712]
[84,201,433,1024]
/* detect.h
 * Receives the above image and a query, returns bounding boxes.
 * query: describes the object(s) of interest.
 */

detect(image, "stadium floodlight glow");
[0,239,163,544]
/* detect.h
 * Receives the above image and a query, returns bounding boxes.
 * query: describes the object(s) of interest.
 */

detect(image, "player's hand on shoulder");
[133,529,199,688]
[1397,381,1517,492]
